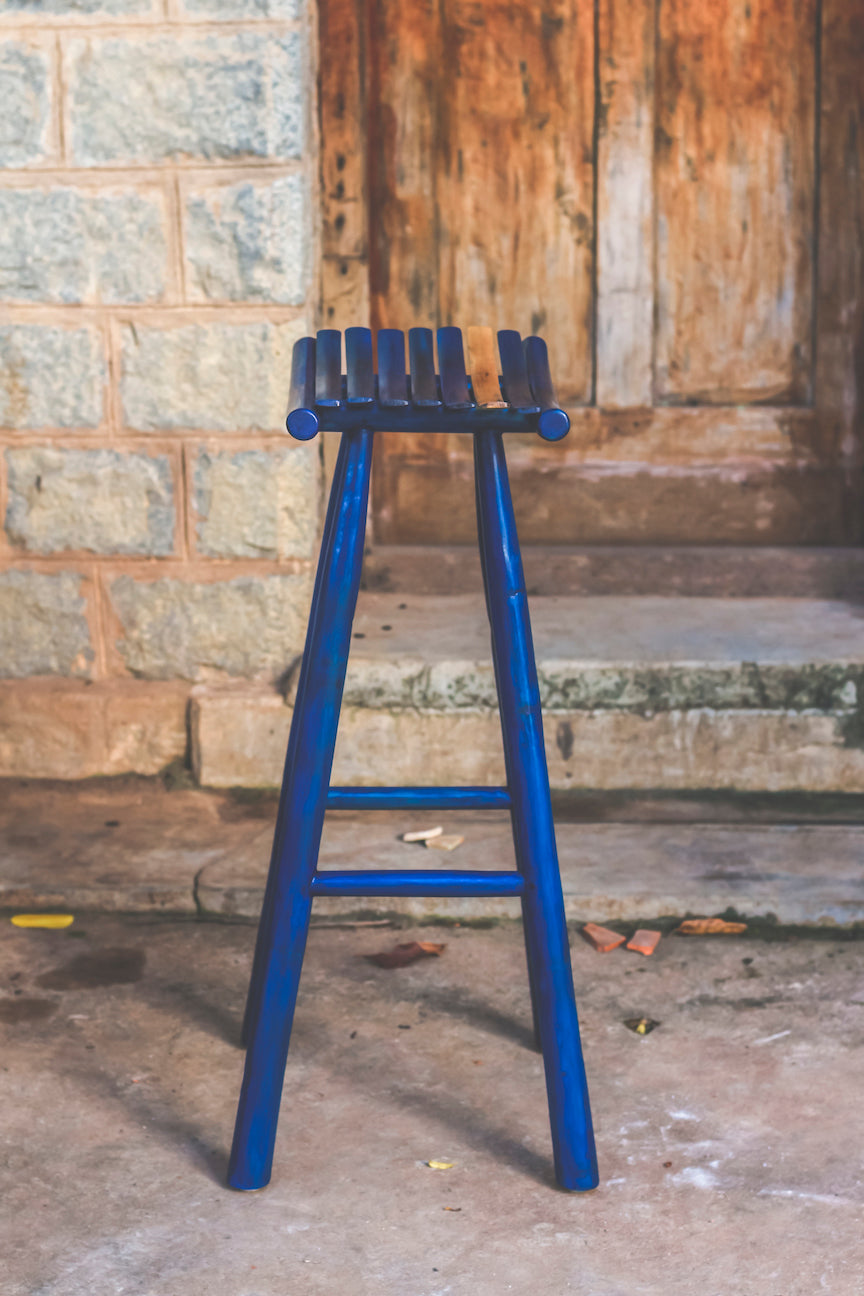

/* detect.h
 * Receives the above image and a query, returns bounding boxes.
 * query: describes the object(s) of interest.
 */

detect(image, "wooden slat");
[655,0,817,403]
[315,329,342,406]
[318,0,367,261]
[595,0,655,407]
[435,0,594,406]
[287,337,316,415]
[466,326,506,408]
[437,327,472,409]
[318,0,370,335]
[497,330,538,412]
[814,0,864,493]
[377,329,409,406]
[408,327,441,406]
[345,327,374,404]
[524,337,559,412]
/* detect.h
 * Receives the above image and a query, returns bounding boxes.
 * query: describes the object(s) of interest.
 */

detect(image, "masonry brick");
[0,570,94,678]
[0,187,168,305]
[184,174,307,304]
[67,33,304,166]
[179,0,303,17]
[6,448,175,556]
[0,40,52,167]
[0,326,105,429]
[120,320,305,432]
[1,0,152,14]
[0,680,188,781]
[108,572,311,680]
[193,446,317,559]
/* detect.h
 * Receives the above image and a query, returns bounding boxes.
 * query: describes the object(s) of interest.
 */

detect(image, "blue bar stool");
[228,325,598,1193]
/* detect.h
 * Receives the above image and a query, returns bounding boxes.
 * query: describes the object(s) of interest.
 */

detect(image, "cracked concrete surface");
[1,915,862,1294]
[3,779,864,928]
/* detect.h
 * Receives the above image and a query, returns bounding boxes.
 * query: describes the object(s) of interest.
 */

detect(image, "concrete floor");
[2,913,863,1295]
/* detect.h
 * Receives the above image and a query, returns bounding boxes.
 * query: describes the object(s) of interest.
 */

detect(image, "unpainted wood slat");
[596,0,655,408]
[466,326,506,407]
[814,0,864,506]
[435,0,594,407]
[318,0,367,261]
[655,0,816,403]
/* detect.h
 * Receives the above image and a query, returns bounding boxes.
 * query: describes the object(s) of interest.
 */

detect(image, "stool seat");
[228,324,597,1195]
[286,325,570,441]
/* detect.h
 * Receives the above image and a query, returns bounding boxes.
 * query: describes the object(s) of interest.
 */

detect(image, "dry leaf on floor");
[425,834,465,852]
[624,1017,661,1035]
[365,941,446,969]
[11,914,74,929]
[401,826,443,843]
[674,918,747,936]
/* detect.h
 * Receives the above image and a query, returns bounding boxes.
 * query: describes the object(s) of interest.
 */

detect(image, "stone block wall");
[0,0,319,779]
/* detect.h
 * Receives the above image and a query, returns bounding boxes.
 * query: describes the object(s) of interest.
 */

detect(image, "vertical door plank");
[655,0,817,404]
[435,0,595,407]
[318,0,370,329]
[368,0,441,333]
[815,0,864,527]
[596,0,655,408]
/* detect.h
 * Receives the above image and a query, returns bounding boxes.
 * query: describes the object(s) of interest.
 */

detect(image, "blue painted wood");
[408,327,441,405]
[291,403,537,435]
[377,329,409,406]
[228,426,373,1192]
[239,420,355,1051]
[472,456,541,1054]
[345,327,374,404]
[310,870,524,897]
[315,329,342,406]
[524,336,570,441]
[231,323,596,1194]
[327,786,510,810]
[286,337,319,440]
[437,326,473,409]
[497,330,540,412]
[474,428,597,1191]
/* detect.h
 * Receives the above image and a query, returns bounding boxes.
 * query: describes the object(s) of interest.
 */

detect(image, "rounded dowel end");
[537,407,570,441]
[286,407,320,440]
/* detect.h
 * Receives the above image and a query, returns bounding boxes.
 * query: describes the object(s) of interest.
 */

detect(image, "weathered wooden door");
[318,0,863,546]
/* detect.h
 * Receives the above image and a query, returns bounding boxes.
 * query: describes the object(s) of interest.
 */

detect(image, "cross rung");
[310,870,525,897]
[327,787,510,811]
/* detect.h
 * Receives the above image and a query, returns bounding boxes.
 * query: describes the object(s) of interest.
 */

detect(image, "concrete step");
[191,594,864,792]
[2,779,863,927]
[362,545,864,597]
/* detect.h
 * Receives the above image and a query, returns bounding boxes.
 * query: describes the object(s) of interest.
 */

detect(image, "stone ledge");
[190,683,864,793]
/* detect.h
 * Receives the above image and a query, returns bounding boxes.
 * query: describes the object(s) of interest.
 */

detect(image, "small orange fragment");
[626,929,662,957]
[581,922,626,953]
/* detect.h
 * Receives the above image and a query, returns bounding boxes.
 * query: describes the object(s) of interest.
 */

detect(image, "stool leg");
[474,430,598,1192]
[473,468,542,1052]
[240,431,352,1048]
[228,428,373,1191]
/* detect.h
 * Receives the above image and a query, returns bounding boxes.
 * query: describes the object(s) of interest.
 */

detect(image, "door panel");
[655,0,816,404]
[318,0,864,546]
